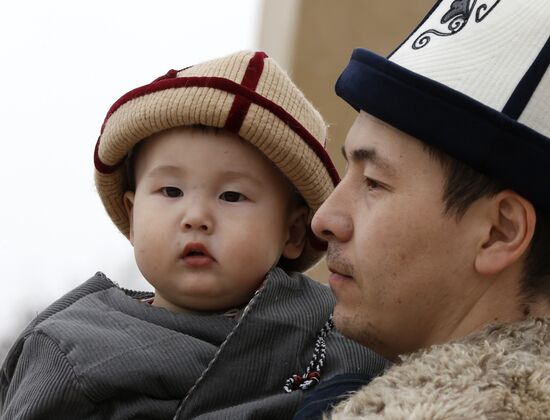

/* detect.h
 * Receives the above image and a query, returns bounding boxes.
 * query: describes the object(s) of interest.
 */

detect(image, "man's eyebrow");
[341,145,395,175]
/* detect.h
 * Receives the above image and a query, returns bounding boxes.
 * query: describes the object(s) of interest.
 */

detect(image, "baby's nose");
[182,221,211,232]
[180,205,213,233]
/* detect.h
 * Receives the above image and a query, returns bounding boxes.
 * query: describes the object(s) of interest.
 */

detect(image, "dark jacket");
[1,268,386,419]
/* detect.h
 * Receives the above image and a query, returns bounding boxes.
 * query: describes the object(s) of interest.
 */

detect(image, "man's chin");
[332,306,367,342]
[332,306,388,357]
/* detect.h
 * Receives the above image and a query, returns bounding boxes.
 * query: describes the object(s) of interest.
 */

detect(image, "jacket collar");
[329,317,550,418]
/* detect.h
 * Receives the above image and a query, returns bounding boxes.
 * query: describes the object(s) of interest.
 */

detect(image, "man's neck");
[435,267,544,344]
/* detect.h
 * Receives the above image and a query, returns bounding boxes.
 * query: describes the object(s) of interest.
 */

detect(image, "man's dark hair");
[425,144,550,301]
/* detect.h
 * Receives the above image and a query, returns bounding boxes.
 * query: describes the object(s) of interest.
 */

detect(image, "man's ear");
[282,206,308,260]
[474,191,536,276]
[123,191,135,245]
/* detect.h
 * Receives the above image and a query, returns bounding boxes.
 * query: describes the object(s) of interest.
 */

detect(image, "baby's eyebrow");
[220,170,262,187]
[146,165,184,178]
[341,145,395,176]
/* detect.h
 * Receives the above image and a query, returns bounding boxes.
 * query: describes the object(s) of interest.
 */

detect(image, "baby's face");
[124,127,305,313]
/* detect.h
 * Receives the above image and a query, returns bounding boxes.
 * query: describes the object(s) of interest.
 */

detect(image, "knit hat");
[336,0,550,212]
[94,50,339,272]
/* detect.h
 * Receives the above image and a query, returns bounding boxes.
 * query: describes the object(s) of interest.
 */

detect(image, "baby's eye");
[161,186,183,198]
[219,191,246,202]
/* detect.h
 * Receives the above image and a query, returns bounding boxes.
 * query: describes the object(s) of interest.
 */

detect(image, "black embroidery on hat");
[475,1,501,22]
[412,0,501,50]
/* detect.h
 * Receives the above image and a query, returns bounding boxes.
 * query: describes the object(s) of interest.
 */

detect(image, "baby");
[1,51,387,419]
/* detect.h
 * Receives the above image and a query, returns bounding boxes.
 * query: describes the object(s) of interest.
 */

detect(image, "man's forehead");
[349,111,409,142]
[344,111,430,170]
[342,115,399,172]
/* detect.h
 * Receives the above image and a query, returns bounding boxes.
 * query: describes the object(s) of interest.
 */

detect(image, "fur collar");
[328,317,550,419]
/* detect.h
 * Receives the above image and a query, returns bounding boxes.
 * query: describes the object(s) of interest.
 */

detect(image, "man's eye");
[364,177,381,191]
[219,191,246,202]
[161,186,183,198]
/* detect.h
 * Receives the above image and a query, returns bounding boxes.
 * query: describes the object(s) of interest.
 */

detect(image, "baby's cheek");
[229,235,277,270]
[133,229,155,251]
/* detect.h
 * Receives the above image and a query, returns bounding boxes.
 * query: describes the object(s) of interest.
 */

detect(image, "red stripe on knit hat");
[224,51,267,132]
[96,76,340,185]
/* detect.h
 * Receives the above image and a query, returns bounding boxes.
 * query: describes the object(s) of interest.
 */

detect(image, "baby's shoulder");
[30,272,118,332]
[19,274,162,375]
[2,274,120,387]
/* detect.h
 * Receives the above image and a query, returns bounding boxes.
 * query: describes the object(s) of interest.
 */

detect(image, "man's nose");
[180,202,213,233]
[312,182,353,243]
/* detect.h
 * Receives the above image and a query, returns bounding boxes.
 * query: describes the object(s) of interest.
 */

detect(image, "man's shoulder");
[293,373,376,420]
[329,317,550,419]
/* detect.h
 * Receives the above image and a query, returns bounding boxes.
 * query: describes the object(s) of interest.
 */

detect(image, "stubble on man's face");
[334,309,391,357]
[327,243,391,357]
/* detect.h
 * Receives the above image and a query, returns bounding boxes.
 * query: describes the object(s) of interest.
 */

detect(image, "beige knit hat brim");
[95,51,339,272]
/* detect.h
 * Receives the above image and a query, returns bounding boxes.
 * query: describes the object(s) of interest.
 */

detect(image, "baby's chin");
[152,293,250,315]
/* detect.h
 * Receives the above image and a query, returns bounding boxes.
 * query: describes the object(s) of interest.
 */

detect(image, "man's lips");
[327,262,354,286]
[328,266,353,279]
[326,246,354,280]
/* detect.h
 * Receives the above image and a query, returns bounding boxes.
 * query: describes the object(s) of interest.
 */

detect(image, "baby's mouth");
[182,242,211,257]
[181,242,215,267]
[187,250,205,257]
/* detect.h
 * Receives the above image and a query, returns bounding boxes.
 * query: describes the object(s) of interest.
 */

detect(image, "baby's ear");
[123,191,136,245]
[282,206,308,260]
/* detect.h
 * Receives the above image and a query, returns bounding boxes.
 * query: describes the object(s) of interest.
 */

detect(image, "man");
[304,0,550,418]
